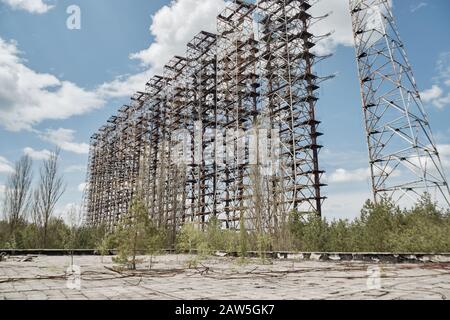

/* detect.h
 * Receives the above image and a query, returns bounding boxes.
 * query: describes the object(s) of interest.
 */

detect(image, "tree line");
[1,153,449,260]
[0,150,105,250]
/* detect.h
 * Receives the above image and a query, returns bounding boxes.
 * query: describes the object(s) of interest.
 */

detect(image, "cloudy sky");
[0,0,449,221]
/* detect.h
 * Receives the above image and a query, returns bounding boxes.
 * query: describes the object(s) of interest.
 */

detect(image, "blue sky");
[0,0,449,221]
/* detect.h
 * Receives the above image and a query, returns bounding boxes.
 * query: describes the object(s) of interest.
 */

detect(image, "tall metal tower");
[349,0,450,207]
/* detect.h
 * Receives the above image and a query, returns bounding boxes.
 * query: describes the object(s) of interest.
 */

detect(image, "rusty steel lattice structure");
[86,0,329,232]
[257,0,329,222]
[86,92,149,227]
[216,1,261,230]
[350,0,450,206]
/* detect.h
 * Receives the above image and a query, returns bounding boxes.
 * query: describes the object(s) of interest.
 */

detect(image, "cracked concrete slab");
[0,255,448,300]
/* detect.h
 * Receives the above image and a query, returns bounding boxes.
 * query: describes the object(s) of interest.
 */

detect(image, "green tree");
[327,219,352,252]
[147,220,167,269]
[112,199,151,270]
[176,223,204,254]
[359,199,398,252]
[301,214,329,252]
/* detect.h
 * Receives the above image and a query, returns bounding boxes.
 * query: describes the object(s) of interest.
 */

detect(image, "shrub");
[1,194,448,254]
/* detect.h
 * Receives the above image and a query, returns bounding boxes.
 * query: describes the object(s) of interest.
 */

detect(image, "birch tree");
[32,149,66,247]
[3,155,33,236]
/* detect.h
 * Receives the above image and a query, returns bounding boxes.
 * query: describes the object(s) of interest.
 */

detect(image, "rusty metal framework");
[186,31,218,227]
[257,0,329,222]
[86,0,328,233]
[217,1,260,230]
[85,92,149,229]
[350,0,450,206]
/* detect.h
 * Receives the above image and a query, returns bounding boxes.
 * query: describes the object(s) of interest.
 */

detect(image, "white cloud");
[78,182,88,192]
[0,37,105,131]
[327,164,403,184]
[410,2,428,13]
[98,0,226,98]
[421,85,443,103]
[4,0,334,127]
[0,156,14,174]
[323,190,372,221]
[39,128,89,154]
[435,52,450,82]
[1,0,54,14]
[55,202,83,224]
[437,144,450,170]
[3,0,277,103]
[420,83,450,110]
[432,93,450,110]
[23,147,51,160]
[422,52,450,109]
[309,0,355,55]
[322,148,368,168]
[96,71,150,99]
[328,168,370,183]
[130,0,226,69]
